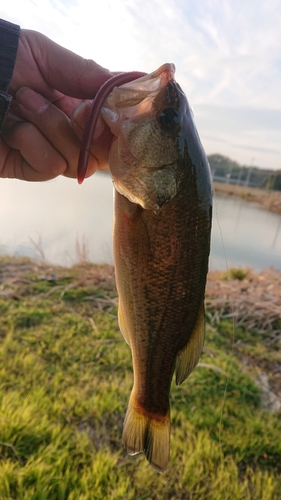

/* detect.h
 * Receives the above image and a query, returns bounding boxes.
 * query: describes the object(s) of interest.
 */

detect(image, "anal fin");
[175,301,205,385]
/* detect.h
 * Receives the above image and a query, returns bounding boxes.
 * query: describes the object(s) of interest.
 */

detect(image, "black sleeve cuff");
[0,19,20,92]
[0,19,20,133]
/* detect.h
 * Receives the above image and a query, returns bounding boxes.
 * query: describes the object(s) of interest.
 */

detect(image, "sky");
[1,0,281,170]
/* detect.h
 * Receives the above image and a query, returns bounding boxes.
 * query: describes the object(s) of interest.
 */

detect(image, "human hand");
[0,29,114,181]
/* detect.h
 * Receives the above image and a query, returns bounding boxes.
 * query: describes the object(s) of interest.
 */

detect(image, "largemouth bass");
[78,63,212,472]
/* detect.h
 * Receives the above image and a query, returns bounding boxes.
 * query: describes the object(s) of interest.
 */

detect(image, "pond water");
[0,174,280,272]
[211,192,281,272]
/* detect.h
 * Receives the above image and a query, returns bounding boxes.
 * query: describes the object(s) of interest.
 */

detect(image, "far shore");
[213,181,281,215]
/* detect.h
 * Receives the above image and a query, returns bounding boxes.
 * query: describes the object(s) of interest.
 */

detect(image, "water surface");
[211,192,281,271]
[1,175,280,271]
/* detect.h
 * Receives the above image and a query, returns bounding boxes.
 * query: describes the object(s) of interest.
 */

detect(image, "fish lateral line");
[77,71,147,184]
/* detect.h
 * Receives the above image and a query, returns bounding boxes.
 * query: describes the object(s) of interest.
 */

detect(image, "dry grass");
[206,268,281,341]
[1,255,280,346]
[0,256,116,307]
[206,266,281,409]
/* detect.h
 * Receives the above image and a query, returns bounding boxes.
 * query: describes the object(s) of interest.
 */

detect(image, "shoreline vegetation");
[208,152,281,214]
[213,181,281,215]
[0,256,281,498]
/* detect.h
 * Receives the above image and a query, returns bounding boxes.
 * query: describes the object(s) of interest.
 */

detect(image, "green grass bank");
[0,257,280,499]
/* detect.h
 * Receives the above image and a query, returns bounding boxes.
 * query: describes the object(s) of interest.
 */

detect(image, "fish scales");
[78,63,212,472]
[114,176,210,416]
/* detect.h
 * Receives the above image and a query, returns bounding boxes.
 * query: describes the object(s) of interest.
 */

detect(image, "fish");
[77,63,212,472]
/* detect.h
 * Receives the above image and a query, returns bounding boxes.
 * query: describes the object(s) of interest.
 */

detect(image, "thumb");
[25,30,114,99]
[42,38,114,98]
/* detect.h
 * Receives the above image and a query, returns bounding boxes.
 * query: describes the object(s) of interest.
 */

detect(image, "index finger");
[16,87,99,178]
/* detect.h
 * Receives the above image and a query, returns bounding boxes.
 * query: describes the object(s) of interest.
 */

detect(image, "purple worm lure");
[77,71,147,184]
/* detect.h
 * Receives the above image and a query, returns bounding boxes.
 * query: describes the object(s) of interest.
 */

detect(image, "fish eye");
[158,108,180,132]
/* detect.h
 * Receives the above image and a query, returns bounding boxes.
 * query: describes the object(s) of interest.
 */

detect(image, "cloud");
[193,103,281,168]
[96,0,279,124]
[1,0,280,168]
[195,105,281,132]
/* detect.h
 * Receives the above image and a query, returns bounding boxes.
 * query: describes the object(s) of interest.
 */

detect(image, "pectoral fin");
[175,302,205,385]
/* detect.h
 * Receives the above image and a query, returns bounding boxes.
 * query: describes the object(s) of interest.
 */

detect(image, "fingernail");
[72,101,105,137]
[17,88,48,113]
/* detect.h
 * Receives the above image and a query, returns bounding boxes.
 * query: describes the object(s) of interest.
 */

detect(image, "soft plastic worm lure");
[77,72,146,184]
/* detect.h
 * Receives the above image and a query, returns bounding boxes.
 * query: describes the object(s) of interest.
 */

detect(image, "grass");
[0,257,281,499]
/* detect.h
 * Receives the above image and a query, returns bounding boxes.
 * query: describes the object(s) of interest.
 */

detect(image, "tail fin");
[122,396,170,472]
